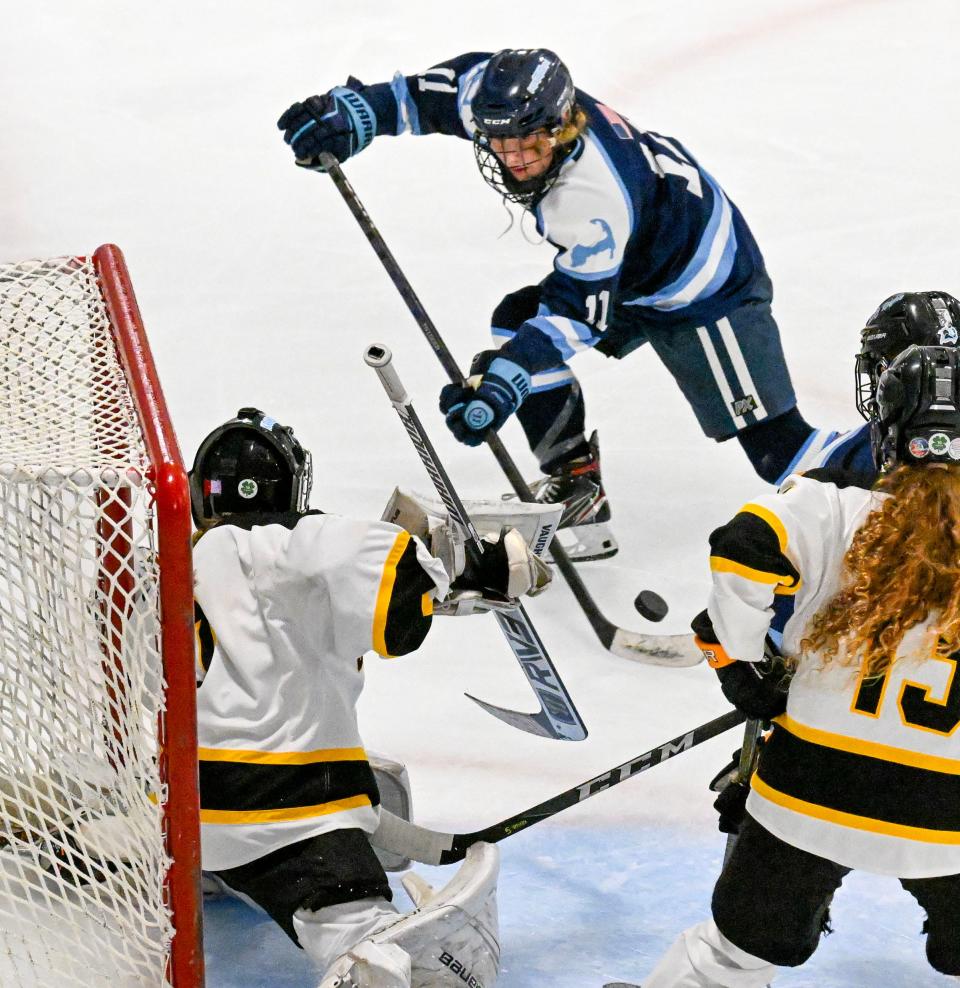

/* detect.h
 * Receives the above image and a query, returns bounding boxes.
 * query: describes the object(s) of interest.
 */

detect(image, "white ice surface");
[4,1,960,985]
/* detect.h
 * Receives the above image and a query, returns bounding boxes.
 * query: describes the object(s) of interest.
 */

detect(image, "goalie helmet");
[189,407,313,526]
[871,345,960,470]
[471,48,577,207]
[855,291,960,420]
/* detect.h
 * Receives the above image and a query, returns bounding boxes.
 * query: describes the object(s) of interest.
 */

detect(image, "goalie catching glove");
[382,488,554,615]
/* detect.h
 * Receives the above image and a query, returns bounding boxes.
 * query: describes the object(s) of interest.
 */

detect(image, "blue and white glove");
[439,350,531,447]
[277,82,377,169]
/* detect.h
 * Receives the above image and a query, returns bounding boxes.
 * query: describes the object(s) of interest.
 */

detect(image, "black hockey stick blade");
[371,707,746,866]
[320,154,687,667]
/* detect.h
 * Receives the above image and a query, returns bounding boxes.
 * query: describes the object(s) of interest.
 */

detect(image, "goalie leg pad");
[322,842,501,988]
[296,896,402,984]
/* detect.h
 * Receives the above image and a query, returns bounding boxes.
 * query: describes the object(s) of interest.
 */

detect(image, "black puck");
[634,589,668,622]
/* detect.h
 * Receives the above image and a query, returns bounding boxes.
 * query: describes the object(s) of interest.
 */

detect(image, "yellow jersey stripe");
[200,793,372,825]
[198,746,368,765]
[772,713,960,775]
[709,556,801,595]
[372,531,411,658]
[752,774,960,844]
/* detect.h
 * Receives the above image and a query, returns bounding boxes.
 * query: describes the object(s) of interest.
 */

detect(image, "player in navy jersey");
[639,344,960,987]
[279,49,831,561]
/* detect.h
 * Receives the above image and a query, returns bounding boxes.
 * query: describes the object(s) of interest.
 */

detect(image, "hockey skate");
[319,841,500,988]
[522,431,618,562]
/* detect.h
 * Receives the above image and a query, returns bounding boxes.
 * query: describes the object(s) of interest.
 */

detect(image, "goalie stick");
[371,707,746,865]
[364,343,587,742]
[320,153,700,669]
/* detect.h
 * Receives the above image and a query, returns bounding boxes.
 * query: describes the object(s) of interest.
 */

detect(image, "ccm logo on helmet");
[482,117,512,126]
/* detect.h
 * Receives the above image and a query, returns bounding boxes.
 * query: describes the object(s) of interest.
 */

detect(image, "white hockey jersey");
[707,474,960,878]
[193,512,449,871]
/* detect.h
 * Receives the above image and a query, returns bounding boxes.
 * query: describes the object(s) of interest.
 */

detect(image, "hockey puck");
[634,589,668,622]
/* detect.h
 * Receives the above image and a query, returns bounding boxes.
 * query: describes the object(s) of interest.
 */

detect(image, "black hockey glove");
[277,81,376,169]
[692,608,790,721]
[439,350,531,447]
[451,527,550,601]
[708,743,764,836]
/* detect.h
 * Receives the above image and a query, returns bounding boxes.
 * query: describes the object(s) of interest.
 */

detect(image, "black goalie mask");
[871,345,960,471]
[471,48,577,208]
[189,407,313,525]
[855,291,960,421]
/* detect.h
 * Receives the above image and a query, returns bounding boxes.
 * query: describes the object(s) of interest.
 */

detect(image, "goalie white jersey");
[707,475,960,878]
[193,511,449,871]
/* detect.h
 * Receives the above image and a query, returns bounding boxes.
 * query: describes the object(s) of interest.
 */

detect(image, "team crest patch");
[939,325,959,345]
[731,394,758,417]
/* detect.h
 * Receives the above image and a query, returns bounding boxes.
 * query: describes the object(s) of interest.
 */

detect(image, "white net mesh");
[0,256,174,986]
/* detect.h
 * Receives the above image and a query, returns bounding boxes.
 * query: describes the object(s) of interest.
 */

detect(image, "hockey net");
[0,246,202,986]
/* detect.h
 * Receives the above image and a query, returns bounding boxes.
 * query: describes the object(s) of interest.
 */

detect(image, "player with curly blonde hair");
[641,343,960,987]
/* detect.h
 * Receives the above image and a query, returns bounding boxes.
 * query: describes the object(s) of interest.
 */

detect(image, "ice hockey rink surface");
[5,1,960,984]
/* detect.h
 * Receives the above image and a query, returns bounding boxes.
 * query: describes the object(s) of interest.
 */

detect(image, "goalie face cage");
[0,245,202,986]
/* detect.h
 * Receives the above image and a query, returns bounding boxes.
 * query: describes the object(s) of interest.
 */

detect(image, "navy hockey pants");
[491,279,800,475]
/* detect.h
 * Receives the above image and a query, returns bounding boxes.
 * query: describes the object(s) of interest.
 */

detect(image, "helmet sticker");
[949,438,960,460]
[908,437,929,458]
[237,478,259,499]
[204,479,222,495]
[929,433,950,456]
[939,325,959,346]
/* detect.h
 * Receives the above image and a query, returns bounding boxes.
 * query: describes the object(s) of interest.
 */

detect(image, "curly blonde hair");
[800,465,960,677]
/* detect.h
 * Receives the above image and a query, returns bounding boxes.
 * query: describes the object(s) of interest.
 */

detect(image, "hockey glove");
[277,81,377,169]
[451,527,551,601]
[439,350,531,447]
[692,608,790,721]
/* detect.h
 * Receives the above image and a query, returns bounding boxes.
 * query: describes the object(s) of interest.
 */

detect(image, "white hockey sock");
[294,895,400,978]
[643,918,778,988]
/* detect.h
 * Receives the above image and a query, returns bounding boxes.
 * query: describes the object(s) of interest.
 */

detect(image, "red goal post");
[0,244,203,986]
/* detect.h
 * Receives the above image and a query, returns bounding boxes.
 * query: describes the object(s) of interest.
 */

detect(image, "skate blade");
[549,521,618,562]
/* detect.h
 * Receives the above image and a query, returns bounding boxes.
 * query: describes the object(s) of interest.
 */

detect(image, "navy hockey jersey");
[355,53,769,371]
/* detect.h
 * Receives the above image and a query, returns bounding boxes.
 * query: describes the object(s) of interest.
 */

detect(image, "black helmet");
[855,291,960,419]
[871,345,960,470]
[189,408,313,526]
[471,49,577,207]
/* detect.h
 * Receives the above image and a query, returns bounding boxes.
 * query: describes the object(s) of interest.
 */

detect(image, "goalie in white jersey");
[641,344,960,987]
[189,408,548,987]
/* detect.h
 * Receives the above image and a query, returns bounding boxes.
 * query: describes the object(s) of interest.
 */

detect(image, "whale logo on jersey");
[570,218,616,268]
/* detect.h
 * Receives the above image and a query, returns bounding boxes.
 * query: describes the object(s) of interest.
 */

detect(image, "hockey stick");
[722,716,763,865]
[319,153,700,668]
[364,343,587,742]
[371,706,747,865]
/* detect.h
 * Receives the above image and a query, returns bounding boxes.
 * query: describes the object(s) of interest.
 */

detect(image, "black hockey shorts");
[712,813,960,975]
[213,828,392,946]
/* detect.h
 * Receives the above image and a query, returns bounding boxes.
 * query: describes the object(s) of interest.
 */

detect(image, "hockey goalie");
[190,407,558,987]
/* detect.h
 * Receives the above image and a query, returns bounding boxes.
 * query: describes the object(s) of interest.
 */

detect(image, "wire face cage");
[0,247,202,987]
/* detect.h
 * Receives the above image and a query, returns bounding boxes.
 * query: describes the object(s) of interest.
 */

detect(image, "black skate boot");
[526,431,618,562]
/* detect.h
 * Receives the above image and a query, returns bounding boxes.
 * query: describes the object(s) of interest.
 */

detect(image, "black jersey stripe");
[709,507,801,591]
[194,602,217,676]
[199,757,380,817]
[373,534,436,657]
[755,721,960,837]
